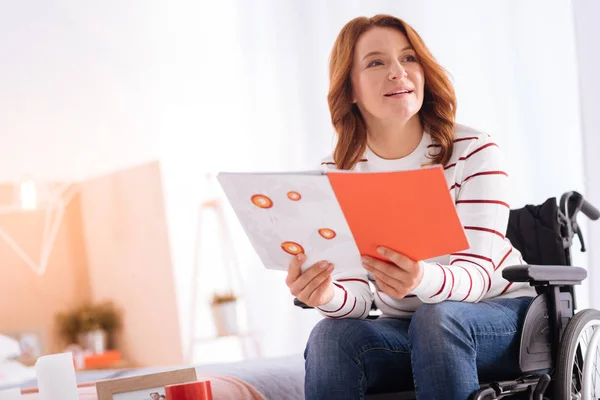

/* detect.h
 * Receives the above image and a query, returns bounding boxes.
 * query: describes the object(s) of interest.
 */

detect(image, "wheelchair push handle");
[581,198,600,221]
[560,191,600,221]
[559,191,598,252]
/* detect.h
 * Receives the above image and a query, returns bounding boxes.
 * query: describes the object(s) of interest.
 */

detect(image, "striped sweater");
[317,123,536,319]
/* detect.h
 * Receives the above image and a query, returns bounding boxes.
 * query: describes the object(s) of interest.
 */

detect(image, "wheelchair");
[295,191,600,399]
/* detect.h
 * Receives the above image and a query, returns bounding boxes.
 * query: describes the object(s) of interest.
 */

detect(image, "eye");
[367,59,383,68]
[401,54,418,63]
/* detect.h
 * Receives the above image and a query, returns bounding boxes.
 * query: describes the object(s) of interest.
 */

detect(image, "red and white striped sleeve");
[411,134,510,303]
[316,270,373,319]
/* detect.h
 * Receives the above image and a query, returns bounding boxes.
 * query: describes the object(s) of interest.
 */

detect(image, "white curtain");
[572,0,600,311]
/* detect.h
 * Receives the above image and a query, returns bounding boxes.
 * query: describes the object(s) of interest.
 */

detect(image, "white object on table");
[0,335,21,362]
[0,388,22,399]
[35,353,78,400]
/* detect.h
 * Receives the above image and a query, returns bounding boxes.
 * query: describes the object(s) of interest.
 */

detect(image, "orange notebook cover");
[326,166,468,262]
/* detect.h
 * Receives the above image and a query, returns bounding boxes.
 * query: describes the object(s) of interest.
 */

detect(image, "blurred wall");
[79,161,183,367]
[0,186,91,354]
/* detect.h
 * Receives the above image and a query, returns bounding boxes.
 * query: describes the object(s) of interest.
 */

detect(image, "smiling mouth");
[384,89,413,97]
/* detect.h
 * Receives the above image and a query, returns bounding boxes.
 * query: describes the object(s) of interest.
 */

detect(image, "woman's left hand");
[361,247,423,300]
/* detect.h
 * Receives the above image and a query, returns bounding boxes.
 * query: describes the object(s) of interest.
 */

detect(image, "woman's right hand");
[286,254,335,307]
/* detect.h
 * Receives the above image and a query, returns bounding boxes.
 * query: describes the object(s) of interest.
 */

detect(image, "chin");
[381,108,419,121]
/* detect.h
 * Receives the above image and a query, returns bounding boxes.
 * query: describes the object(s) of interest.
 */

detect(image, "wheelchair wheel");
[554,309,600,399]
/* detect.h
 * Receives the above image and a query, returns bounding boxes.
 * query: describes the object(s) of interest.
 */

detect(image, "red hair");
[328,14,457,169]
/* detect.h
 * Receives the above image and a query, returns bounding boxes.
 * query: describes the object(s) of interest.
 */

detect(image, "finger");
[376,276,405,299]
[373,266,422,294]
[371,270,405,293]
[291,262,332,295]
[298,268,333,303]
[362,256,409,282]
[306,275,333,305]
[377,247,418,272]
[297,264,332,295]
[286,253,306,286]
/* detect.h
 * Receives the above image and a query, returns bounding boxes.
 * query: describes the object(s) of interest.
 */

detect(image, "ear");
[351,91,357,104]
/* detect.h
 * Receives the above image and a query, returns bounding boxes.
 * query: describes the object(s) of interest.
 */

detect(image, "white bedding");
[0,360,36,391]
[0,336,20,363]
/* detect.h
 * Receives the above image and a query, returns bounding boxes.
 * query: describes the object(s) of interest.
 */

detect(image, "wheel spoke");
[594,344,600,396]
[555,311,600,398]
[574,347,583,394]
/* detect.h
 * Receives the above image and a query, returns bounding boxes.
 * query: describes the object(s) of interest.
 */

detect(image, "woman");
[285,14,537,399]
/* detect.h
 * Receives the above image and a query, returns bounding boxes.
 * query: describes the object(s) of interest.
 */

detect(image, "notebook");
[217,165,468,272]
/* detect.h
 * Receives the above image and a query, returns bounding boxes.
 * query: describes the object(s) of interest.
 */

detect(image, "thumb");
[286,253,305,284]
[378,247,414,268]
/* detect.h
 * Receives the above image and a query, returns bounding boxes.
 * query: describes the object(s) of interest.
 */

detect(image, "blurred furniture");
[188,175,260,363]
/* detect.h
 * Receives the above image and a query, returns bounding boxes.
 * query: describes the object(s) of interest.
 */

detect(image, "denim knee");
[304,319,381,397]
[409,302,470,345]
[304,318,364,380]
[305,318,357,359]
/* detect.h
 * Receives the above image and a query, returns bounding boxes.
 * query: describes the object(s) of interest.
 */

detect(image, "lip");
[384,87,414,96]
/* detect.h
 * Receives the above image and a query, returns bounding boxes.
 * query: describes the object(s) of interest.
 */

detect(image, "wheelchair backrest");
[506,197,568,266]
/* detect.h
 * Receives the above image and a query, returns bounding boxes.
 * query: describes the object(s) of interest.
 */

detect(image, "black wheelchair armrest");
[502,264,587,286]
[294,298,313,309]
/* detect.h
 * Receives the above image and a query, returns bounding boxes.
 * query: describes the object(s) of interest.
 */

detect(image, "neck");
[366,115,423,159]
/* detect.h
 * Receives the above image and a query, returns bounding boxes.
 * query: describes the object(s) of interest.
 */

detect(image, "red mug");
[165,380,213,400]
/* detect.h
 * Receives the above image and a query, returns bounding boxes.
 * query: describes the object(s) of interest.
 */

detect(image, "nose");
[389,61,407,80]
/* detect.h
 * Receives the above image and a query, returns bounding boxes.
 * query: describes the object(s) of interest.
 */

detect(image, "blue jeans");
[304,297,534,400]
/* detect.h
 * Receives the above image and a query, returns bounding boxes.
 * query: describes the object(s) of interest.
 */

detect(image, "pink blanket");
[21,374,265,400]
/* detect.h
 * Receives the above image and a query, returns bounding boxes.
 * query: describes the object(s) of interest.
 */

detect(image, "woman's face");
[350,27,425,123]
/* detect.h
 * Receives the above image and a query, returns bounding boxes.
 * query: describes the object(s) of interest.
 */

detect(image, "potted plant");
[210,292,239,336]
[55,301,122,353]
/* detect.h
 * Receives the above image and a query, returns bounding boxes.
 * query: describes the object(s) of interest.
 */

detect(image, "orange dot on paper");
[251,194,273,209]
[281,241,304,255]
[287,191,302,201]
[319,228,336,240]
